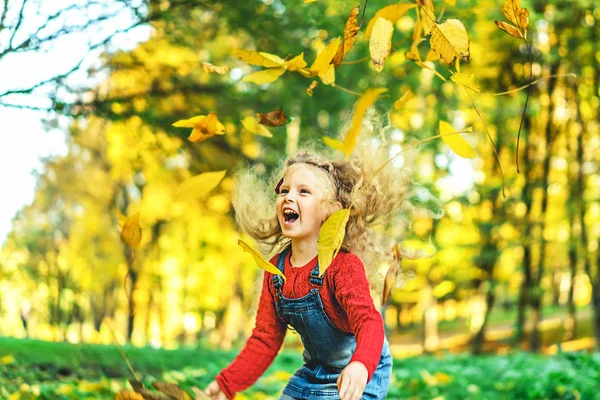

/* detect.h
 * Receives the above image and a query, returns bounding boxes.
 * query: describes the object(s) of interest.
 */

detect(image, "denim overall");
[272,247,393,400]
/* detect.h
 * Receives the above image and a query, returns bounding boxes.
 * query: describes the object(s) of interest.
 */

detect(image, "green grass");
[1,336,599,399]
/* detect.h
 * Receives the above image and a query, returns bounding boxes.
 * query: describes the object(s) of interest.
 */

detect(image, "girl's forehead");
[284,163,328,186]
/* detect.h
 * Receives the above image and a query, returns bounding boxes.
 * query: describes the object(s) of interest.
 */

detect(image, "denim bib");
[272,247,392,400]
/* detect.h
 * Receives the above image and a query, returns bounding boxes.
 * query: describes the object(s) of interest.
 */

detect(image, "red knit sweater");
[215,251,385,399]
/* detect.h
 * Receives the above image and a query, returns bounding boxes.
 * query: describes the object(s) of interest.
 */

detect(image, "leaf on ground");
[365,4,416,38]
[129,380,145,392]
[202,62,228,74]
[343,88,388,159]
[332,6,360,68]
[394,90,415,109]
[241,116,273,137]
[174,170,227,203]
[306,80,318,96]
[120,213,142,249]
[381,243,402,306]
[241,67,287,84]
[318,209,351,277]
[450,72,480,93]
[257,108,288,127]
[439,121,475,158]
[369,17,394,73]
[429,19,470,64]
[115,390,144,400]
[172,113,225,143]
[238,239,286,282]
[191,387,211,400]
[152,381,194,400]
[0,355,14,365]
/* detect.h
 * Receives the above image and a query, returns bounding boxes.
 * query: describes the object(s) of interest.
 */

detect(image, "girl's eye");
[300,189,310,194]
[280,189,289,194]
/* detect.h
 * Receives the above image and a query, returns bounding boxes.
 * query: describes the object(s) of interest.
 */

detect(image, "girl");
[205,129,414,400]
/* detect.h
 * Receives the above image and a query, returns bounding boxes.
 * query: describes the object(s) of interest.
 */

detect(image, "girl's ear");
[322,201,344,223]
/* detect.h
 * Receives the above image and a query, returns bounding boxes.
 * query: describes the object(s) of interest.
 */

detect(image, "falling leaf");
[429,19,470,64]
[241,67,287,84]
[381,243,402,305]
[241,116,273,137]
[174,170,226,203]
[257,108,288,127]
[419,0,436,36]
[323,136,344,151]
[115,391,144,400]
[394,90,415,109]
[285,53,307,71]
[450,72,480,93]
[369,18,394,73]
[120,213,142,249]
[343,88,388,159]
[306,80,318,96]
[332,6,360,68]
[172,113,225,143]
[319,63,336,85]
[439,121,475,158]
[309,37,342,76]
[318,209,351,277]
[153,382,194,400]
[237,49,285,67]
[202,62,228,74]
[238,239,286,282]
[0,355,14,365]
[365,4,416,38]
[425,49,440,61]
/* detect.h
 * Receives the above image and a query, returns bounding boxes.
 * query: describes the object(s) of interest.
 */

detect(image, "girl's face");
[276,164,332,241]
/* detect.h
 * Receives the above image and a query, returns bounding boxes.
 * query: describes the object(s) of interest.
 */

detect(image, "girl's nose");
[284,191,296,202]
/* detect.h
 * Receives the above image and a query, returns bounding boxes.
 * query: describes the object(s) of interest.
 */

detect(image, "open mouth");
[283,209,299,225]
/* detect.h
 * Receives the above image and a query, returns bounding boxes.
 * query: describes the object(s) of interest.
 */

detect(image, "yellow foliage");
[439,121,476,159]
[332,6,360,68]
[343,88,388,159]
[318,209,350,277]
[430,19,470,64]
[174,170,227,203]
[365,4,416,38]
[172,113,225,143]
[241,116,273,137]
[238,239,286,282]
[369,18,394,73]
[120,213,142,249]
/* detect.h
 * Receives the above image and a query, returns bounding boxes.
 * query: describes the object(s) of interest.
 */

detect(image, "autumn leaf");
[343,88,388,159]
[394,90,415,109]
[323,136,344,152]
[238,50,307,84]
[304,0,317,3]
[429,19,470,64]
[494,21,523,39]
[115,390,144,400]
[174,170,226,203]
[439,121,475,158]
[241,116,273,137]
[419,0,436,36]
[242,67,287,84]
[257,108,288,127]
[172,113,225,143]
[301,37,341,84]
[153,382,194,400]
[494,0,529,39]
[365,4,416,38]
[425,49,440,62]
[381,243,402,306]
[450,72,480,93]
[202,62,228,74]
[285,53,307,71]
[332,6,360,68]
[120,213,142,249]
[318,209,350,277]
[502,0,525,30]
[306,80,318,96]
[238,239,286,282]
[0,355,14,365]
[369,17,394,73]
[237,49,285,67]
[191,387,212,400]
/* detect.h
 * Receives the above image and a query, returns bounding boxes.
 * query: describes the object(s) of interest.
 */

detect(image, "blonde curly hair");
[232,115,441,291]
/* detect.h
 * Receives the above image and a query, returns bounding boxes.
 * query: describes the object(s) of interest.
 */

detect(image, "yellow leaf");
[501,0,522,27]
[323,136,344,151]
[365,4,416,38]
[114,390,144,400]
[153,381,194,400]
[78,381,106,392]
[318,209,351,277]
[494,20,523,38]
[0,355,14,365]
[425,49,440,61]
[434,372,453,384]
[381,243,402,305]
[9,393,19,400]
[285,53,307,71]
[202,62,228,75]
[343,88,388,159]
[429,19,470,64]
[369,17,394,73]
[172,113,225,143]
[237,49,284,67]
[518,8,529,36]
[306,80,318,96]
[310,37,341,74]
[332,6,360,68]
[450,72,480,93]
[420,1,436,36]
[191,387,212,400]
[394,90,415,109]
[304,0,317,3]
[319,63,335,85]
[242,67,287,84]
[444,0,456,6]
[241,116,273,137]
[55,384,73,395]
[439,121,475,158]
[120,213,142,249]
[174,170,226,203]
[238,239,286,282]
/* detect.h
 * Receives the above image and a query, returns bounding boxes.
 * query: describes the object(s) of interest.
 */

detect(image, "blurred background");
[0,0,599,398]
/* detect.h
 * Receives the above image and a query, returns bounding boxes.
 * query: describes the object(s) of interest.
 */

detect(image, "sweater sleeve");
[215,271,287,399]
[332,253,385,382]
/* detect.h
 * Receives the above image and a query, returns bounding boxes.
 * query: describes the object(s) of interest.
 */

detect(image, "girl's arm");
[333,253,385,382]
[215,271,287,399]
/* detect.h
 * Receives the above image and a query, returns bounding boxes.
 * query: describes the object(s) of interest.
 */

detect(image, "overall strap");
[272,246,291,296]
[309,260,324,287]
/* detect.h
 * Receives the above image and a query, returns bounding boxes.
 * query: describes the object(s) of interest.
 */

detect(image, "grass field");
[1,337,599,399]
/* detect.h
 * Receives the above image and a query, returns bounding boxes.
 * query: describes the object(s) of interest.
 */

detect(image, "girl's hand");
[204,380,227,400]
[336,361,368,400]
